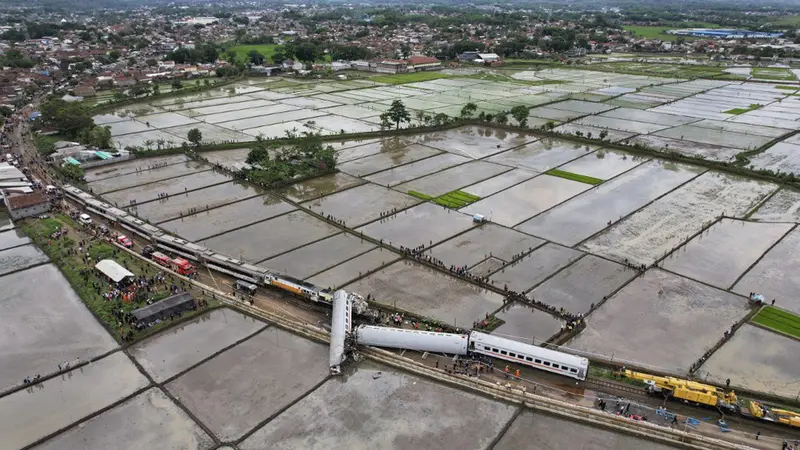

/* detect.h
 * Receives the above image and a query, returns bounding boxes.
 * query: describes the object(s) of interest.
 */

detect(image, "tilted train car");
[354,325,469,355]
[469,331,588,381]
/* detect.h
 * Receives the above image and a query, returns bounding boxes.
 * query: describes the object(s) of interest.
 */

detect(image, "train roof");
[469,331,588,367]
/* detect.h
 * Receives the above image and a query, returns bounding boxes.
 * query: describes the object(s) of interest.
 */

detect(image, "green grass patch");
[408,190,481,209]
[583,61,726,80]
[752,306,800,339]
[725,104,761,115]
[408,190,433,201]
[775,85,799,91]
[20,216,214,343]
[370,71,452,85]
[225,44,279,64]
[752,67,796,81]
[622,25,703,41]
[546,169,604,185]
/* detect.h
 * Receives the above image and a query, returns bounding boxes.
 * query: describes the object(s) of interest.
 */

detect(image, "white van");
[78,213,92,225]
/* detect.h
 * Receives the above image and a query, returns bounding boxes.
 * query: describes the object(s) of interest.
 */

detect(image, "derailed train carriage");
[353,325,589,381]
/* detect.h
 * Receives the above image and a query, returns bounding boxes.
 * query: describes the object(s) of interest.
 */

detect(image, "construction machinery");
[744,401,800,428]
[616,369,739,412]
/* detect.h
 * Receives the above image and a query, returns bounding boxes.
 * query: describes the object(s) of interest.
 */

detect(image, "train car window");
[493,348,499,352]
[526,357,532,362]
[552,364,559,369]
[509,352,516,358]
[543,361,551,366]
[570,368,577,373]
[500,350,507,355]
[535,359,541,364]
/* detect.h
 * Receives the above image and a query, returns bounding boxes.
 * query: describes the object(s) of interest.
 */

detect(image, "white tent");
[95,259,134,283]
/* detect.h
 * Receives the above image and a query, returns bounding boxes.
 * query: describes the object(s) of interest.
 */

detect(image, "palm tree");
[143,139,154,151]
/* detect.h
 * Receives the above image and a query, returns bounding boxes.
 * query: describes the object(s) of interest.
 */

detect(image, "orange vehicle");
[151,251,171,267]
[170,257,195,276]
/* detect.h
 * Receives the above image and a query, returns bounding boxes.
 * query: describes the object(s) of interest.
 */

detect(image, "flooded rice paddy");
[427,224,545,269]
[303,183,421,228]
[345,260,505,327]
[660,219,793,290]
[261,232,376,279]
[493,302,564,344]
[488,243,583,293]
[569,269,751,372]
[531,255,636,316]
[580,172,775,265]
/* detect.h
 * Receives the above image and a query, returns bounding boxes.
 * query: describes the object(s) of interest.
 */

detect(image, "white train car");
[354,325,469,355]
[329,290,353,375]
[469,331,588,381]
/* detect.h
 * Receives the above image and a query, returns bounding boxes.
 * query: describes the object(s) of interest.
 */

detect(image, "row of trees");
[38,98,113,150]
[377,100,537,130]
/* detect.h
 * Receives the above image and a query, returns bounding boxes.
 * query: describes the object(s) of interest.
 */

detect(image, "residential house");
[74,83,96,97]
[4,191,50,220]
[374,59,408,74]
[407,56,441,72]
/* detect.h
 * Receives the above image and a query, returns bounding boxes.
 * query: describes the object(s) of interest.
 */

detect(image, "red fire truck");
[170,257,196,276]
[151,251,171,267]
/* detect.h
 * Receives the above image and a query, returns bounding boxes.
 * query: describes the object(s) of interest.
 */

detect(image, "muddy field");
[557,149,648,180]
[462,175,592,227]
[306,247,400,288]
[356,202,477,250]
[569,269,751,371]
[517,160,703,246]
[495,411,681,450]
[165,327,330,442]
[700,324,800,399]
[88,160,206,194]
[303,183,421,228]
[239,362,517,450]
[338,143,441,177]
[750,189,800,223]
[531,255,636,315]
[460,169,536,198]
[487,139,596,173]
[0,352,150,450]
[0,264,119,392]
[0,244,49,276]
[489,243,583,293]
[396,161,510,198]
[415,126,538,159]
[366,153,470,187]
[0,228,30,251]
[427,224,545,269]
[83,154,189,182]
[202,210,340,263]
[733,228,800,315]
[493,302,564,343]
[660,219,793,290]
[159,195,295,241]
[103,169,232,205]
[277,172,365,201]
[581,172,776,265]
[345,260,505,327]
[129,308,267,382]
[261,232,376,279]
[32,388,215,450]
[126,181,264,224]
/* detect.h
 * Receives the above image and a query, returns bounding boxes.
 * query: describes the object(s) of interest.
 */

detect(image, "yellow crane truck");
[744,401,800,428]
[615,369,739,412]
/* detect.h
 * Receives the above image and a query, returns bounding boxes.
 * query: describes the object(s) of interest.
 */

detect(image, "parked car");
[78,213,92,225]
[116,235,133,248]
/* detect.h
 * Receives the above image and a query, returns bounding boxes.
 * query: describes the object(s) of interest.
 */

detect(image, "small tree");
[61,163,84,181]
[495,112,509,125]
[89,126,113,149]
[387,100,410,130]
[586,131,593,139]
[152,84,160,95]
[187,128,203,147]
[599,130,608,140]
[510,105,529,128]
[460,102,478,119]
[171,79,183,90]
[546,121,556,131]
